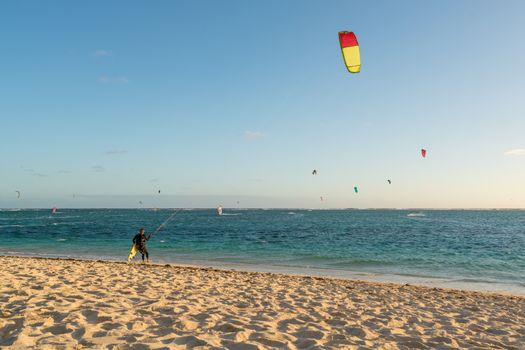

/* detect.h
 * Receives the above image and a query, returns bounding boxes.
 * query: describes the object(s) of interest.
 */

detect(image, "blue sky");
[1,0,525,208]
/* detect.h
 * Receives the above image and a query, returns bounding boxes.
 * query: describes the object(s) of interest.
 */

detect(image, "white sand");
[0,256,524,349]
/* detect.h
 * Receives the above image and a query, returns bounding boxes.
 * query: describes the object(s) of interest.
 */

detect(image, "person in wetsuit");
[132,228,151,262]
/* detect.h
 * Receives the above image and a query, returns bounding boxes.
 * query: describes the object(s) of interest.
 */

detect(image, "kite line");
[149,208,182,238]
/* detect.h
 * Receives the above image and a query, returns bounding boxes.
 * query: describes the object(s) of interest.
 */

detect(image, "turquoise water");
[1,209,524,293]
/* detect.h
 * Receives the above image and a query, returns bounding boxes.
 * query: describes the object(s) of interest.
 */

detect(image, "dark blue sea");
[1,209,524,294]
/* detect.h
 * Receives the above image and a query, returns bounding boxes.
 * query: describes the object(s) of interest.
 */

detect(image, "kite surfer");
[130,228,151,263]
[127,210,180,263]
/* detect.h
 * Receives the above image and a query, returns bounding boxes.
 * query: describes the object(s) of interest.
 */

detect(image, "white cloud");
[244,131,265,141]
[105,149,128,155]
[98,76,129,84]
[91,165,106,173]
[93,49,111,57]
[504,149,525,156]
[21,166,47,177]
[31,172,47,177]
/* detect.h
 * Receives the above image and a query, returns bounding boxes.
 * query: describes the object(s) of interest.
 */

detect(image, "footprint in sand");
[325,318,347,327]
[213,323,244,333]
[345,326,367,338]
[81,309,112,324]
[81,309,99,324]
[250,336,288,348]
[293,338,317,349]
[92,330,108,338]
[117,334,138,343]
[42,324,72,335]
[101,322,122,331]
[0,318,24,347]
[126,320,149,332]
[221,340,260,350]
[277,318,305,332]
[173,335,208,347]
[71,327,86,340]
[293,329,324,340]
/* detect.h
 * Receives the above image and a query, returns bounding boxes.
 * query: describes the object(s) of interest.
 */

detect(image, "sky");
[1,0,525,208]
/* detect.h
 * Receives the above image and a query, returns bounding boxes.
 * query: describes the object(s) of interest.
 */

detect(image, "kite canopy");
[354,186,359,194]
[339,31,360,73]
[421,149,427,158]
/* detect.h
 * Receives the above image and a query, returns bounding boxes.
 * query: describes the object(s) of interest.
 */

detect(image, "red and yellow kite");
[338,31,360,73]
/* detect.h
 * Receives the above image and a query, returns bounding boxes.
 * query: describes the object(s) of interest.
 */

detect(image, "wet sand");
[0,256,524,349]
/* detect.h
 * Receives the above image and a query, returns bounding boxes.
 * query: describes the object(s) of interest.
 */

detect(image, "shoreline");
[2,252,524,297]
[1,255,524,349]
[4,207,525,210]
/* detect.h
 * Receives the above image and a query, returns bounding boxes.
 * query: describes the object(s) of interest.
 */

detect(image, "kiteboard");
[127,243,138,262]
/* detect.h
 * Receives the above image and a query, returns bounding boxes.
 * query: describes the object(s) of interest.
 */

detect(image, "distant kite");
[15,190,20,199]
[354,186,358,194]
[421,149,427,158]
[312,170,317,175]
[387,179,392,184]
[139,201,143,205]
[158,190,161,194]
[339,31,360,73]
[320,196,324,202]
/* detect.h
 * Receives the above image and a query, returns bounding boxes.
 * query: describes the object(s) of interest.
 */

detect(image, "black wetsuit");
[132,233,150,261]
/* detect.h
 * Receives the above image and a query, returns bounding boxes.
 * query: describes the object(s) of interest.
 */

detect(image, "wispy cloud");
[21,166,47,177]
[93,49,111,57]
[91,165,106,173]
[105,149,128,155]
[504,149,525,156]
[244,130,265,141]
[98,76,129,84]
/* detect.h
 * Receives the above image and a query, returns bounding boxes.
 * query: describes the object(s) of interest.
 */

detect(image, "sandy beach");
[0,256,524,349]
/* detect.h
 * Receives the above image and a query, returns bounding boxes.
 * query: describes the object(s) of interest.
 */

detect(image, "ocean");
[1,208,524,294]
